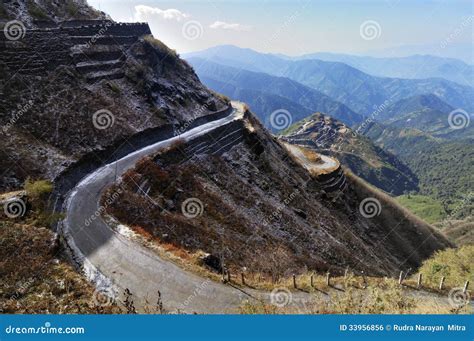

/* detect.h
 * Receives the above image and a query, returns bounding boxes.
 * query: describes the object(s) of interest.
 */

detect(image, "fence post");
[344,267,349,279]
[226,270,231,283]
[463,280,469,294]
[241,273,245,286]
[310,275,314,288]
[361,271,367,289]
[326,272,331,286]
[293,274,297,289]
[417,273,422,289]
[439,276,445,290]
[398,271,404,285]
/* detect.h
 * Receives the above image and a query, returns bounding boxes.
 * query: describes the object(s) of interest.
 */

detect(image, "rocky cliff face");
[0,4,228,190]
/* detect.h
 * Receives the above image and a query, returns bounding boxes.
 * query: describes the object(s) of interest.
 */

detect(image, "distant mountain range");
[377,94,474,140]
[359,93,473,220]
[185,45,474,116]
[187,57,362,130]
[295,53,474,87]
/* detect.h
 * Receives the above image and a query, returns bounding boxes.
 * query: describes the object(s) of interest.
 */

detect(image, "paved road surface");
[283,143,339,174]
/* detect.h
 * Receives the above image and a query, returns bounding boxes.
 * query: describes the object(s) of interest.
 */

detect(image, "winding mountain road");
[283,143,339,174]
[62,101,456,313]
[62,102,313,313]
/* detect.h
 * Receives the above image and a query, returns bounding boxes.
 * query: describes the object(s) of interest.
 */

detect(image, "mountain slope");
[200,76,314,129]
[187,57,363,128]
[362,122,474,221]
[185,44,288,75]
[0,20,228,191]
[375,94,474,140]
[377,93,454,122]
[280,113,419,195]
[282,59,474,115]
[105,110,451,278]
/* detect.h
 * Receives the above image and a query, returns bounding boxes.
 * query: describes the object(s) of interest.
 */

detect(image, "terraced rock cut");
[0,21,150,83]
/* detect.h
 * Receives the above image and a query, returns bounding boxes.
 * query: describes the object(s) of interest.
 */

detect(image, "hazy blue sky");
[88,0,473,62]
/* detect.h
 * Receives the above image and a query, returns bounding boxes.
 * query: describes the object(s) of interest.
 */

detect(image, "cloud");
[209,21,252,32]
[134,5,189,22]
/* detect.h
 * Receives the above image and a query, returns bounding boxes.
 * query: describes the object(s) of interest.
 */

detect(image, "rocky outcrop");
[281,113,419,195]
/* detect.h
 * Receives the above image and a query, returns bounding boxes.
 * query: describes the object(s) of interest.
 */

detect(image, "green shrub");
[66,0,79,17]
[416,245,474,288]
[24,179,53,201]
[0,2,8,19]
[396,194,446,223]
[23,179,56,226]
[28,0,49,19]
[144,35,179,58]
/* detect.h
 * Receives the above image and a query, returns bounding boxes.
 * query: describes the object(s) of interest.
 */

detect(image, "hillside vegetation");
[396,195,447,224]
[417,245,473,288]
[364,123,473,221]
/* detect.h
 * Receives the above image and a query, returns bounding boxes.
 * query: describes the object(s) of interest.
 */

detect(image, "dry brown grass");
[0,180,123,314]
[0,220,122,314]
[240,277,471,314]
[301,148,322,163]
